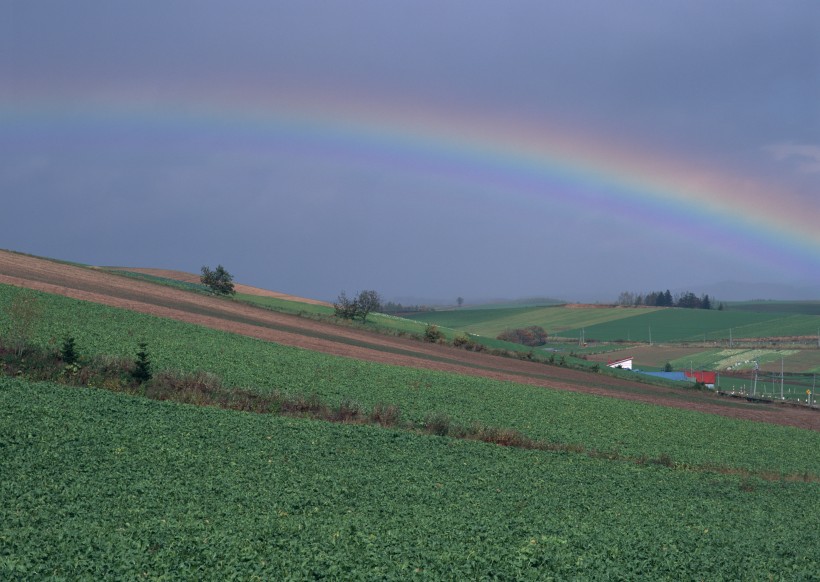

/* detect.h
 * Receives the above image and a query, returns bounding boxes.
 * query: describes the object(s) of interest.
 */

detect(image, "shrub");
[371,403,401,427]
[60,336,79,365]
[200,265,235,295]
[496,326,548,347]
[424,412,452,436]
[131,342,152,384]
[423,324,444,343]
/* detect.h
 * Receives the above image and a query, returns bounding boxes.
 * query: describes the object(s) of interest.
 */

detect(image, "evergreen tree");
[132,342,152,383]
[60,336,79,365]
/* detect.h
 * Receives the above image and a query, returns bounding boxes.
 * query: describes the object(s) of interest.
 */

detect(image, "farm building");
[635,370,716,389]
[685,370,716,388]
[607,357,633,370]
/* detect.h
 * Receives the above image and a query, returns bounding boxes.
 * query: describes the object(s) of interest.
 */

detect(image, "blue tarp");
[634,371,689,382]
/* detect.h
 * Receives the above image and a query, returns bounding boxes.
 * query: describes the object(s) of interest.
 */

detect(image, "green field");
[406,304,820,344]
[1,283,817,474]
[405,305,663,338]
[728,300,820,316]
[2,378,818,579]
[3,282,820,577]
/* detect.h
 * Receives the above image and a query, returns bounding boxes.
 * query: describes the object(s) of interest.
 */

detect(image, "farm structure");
[607,356,633,370]
[685,370,716,388]
[635,369,716,389]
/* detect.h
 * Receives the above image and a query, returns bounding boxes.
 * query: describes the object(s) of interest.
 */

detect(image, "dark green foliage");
[333,290,382,323]
[200,264,235,295]
[60,336,79,365]
[354,290,381,323]
[423,323,444,343]
[132,342,152,383]
[626,289,713,309]
[496,325,548,346]
[664,361,673,372]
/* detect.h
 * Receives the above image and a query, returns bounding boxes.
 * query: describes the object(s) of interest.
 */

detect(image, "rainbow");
[3,89,818,276]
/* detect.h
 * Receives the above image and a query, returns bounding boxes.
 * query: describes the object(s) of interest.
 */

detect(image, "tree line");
[616,290,720,310]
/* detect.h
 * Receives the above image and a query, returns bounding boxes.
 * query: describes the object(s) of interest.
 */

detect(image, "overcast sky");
[2,1,818,303]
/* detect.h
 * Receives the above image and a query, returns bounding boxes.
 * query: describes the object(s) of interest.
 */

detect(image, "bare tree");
[6,289,42,356]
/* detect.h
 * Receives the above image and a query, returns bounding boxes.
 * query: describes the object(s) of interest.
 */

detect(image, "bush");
[496,326,548,347]
[131,342,152,384]
[333,290,382,323]
[200,265,235,295]
[60,336,79,365]
[423,324,444,343]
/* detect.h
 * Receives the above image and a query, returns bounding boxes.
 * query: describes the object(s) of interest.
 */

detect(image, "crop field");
[2,378,819,579]
[728,300,820,315]
[406,305,662,338]
[408,303,820,345]
[563,309,820,343]
[1,283,818,472]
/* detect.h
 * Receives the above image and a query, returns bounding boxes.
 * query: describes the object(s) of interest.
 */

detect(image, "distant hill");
[693,281,820,302]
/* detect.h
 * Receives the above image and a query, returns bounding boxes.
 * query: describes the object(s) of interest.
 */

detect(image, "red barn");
[685,370,716,388]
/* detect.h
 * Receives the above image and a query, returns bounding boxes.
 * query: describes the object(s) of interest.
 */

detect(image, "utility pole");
[780,357,784,400]
[753,360,758,397]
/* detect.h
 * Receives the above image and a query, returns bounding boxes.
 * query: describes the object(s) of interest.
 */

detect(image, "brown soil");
[104,267,333,306]
[1,250,817,431]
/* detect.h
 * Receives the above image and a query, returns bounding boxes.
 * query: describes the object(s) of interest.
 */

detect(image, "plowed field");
[1,250,817,430]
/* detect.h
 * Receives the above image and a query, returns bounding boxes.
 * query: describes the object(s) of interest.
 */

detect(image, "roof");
[608,357,633,366]
[685,370,716,384]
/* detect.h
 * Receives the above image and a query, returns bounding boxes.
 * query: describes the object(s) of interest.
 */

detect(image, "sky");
[1,1,819,303]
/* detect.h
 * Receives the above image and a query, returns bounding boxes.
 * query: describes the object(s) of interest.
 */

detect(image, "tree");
[333,290,382,323]
[5,289,42,357]
[355,290,381,324]
[457,297,464,308]
[334,291,359,320]
[60,336,79,365]
[132,342,152,383]
[497,326,548,347]
[423,324,444,343]
[616,291,634,306]
[200,265,235,295]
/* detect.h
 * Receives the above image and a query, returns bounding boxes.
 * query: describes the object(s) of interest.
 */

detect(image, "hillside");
[2,250,819,578]
[1,249,816,429]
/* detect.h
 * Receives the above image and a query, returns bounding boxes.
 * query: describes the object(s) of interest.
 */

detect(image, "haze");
[2,1,818,303]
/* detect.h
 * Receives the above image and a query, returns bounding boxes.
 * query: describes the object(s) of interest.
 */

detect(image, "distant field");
[406,305,663,338]
[565,309,820,343]
[408,304,820,346]
[728,300,820,315]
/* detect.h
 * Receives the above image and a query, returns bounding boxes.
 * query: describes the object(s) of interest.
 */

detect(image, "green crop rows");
[1,284,818,476]
[2,378,818,579]
[406,304,820,344]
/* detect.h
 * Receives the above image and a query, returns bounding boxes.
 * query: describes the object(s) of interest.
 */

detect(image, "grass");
[2,377,818,579]
[406,304,661,338]
[405,304,820,344]
[1,283,818,476]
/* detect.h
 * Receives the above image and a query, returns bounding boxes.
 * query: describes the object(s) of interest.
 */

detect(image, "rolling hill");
[1,248,818,578]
